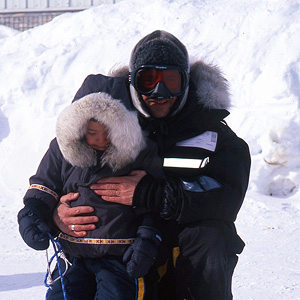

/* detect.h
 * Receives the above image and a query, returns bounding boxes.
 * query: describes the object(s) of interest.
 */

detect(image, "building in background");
[0,0,123,31]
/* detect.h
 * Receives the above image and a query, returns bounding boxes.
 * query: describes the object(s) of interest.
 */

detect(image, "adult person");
[24,30,251,299]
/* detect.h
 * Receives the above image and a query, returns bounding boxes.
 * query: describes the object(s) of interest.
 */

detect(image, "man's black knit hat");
[129,30,189,72]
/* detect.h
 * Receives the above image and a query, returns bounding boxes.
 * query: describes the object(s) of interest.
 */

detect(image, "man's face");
[141,95,177,118]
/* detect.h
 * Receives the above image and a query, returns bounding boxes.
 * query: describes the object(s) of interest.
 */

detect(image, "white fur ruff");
[189,60,230,109]
[56,92,145,171]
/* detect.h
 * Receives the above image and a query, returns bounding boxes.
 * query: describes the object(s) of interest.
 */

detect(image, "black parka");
[72,60,251,253]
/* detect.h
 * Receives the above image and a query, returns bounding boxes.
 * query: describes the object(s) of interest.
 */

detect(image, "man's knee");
[173,221,240,300]
[178,220,228,261]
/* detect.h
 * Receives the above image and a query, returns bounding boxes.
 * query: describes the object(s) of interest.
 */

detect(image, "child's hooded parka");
[23,92,163,258]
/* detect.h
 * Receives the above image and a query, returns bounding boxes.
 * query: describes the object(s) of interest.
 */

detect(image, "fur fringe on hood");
[56,92,146,171]
[189,60,230,109]
[110,59,230,110]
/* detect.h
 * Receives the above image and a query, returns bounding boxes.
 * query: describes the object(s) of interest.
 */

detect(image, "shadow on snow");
[0,272,45,291]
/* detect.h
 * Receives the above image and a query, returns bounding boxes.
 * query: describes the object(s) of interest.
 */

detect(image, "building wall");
[0,0,119,11]
[0,0,123,31]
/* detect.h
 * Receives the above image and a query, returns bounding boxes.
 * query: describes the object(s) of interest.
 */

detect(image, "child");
[18,91,164,299]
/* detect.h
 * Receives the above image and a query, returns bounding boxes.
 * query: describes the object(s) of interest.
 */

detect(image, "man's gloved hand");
[17,206,51,250]
[123,226,162,278]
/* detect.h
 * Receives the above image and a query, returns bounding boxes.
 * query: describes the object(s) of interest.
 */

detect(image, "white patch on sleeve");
[163,157,209,169]
[176,131,218,152]
[164,158,202,168]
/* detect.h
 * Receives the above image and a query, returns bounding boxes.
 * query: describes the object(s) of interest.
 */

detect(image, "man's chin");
[142,96,177,118]
[148,105,171,118]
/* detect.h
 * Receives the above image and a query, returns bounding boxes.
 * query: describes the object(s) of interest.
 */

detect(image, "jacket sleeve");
[133,128,251,224]
[128,138,164,237]
[73,74,132,108]
[23,139,65,229]
[131,138,165,180]
[131,139,165,219]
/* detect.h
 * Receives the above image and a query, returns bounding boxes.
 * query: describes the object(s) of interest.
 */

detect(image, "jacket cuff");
[141,212,162,228]
[24,198,59,235]
[133,174,164,212]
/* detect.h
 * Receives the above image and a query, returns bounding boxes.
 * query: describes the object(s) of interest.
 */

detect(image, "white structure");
[0,0,124,31]
[0,0,122,12]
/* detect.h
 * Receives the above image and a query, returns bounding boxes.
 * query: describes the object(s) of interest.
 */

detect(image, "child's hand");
[123,226,162,278]
[17,207,51,250]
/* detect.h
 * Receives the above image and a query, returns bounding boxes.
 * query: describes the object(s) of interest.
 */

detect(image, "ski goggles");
[130,65,188,96]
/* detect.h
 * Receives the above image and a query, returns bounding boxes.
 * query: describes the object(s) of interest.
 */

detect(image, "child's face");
[85,121,110,151]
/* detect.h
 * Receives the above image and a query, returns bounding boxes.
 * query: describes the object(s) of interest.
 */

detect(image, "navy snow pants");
[46,256,145,300]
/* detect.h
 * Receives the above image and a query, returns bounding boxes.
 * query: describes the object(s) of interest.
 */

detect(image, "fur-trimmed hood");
[56,92,146,171]
[111,59,231,112]
[189,60,230,110]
